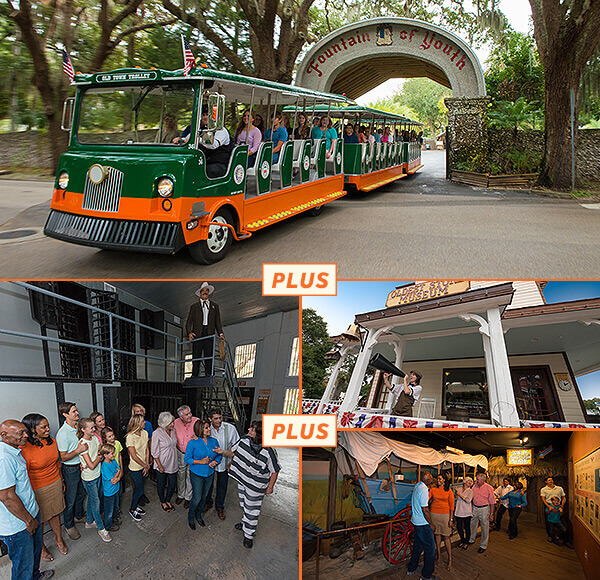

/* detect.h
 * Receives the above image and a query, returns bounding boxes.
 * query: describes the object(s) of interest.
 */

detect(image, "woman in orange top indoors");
[429,473,455,571]
[20,413,68,562]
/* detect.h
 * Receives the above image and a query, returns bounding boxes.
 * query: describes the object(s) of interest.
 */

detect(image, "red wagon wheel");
[382,506,414,564]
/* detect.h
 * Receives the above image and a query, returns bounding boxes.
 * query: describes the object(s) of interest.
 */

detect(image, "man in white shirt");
[492,477,514,531]
[206,408,239,520]
[174,107,231,177]
[540,476,567,542]
[383,370,423,417]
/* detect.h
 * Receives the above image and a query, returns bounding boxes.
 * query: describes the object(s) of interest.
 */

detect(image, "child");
[102,426,124,521]
[546,496,567,544]
[77,417,111,542]
[100,443,122,532]
[101,427,123,468]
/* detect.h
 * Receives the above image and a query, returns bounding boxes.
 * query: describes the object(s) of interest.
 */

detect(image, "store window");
[234,343,257,378]
[442,368,490,419]
[288,337,300,376]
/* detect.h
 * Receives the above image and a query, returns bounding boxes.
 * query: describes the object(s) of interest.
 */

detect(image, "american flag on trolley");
[62,48,75,82]
[181,36,196,76]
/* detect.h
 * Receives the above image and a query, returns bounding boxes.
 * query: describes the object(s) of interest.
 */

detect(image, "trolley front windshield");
[76,83,196,146]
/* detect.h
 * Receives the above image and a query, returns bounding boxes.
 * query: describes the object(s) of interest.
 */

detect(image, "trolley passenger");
[311,116,337,159]
[343,124,359,144]
[234,110,262,168]
[264,113,288,164]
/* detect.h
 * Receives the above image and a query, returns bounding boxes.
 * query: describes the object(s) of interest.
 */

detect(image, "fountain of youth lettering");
[296,18,489,178]
[296,18,486,99]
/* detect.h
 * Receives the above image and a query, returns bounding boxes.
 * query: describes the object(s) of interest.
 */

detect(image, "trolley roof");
[283,104,422,125]
[72,67,353,105]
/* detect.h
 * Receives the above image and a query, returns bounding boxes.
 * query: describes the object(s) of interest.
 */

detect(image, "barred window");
[234,343,257,378]
[283,388,300,414]
[288,337,300,376]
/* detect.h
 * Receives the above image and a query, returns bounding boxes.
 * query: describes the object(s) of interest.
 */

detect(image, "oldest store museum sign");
[386,281,471,308]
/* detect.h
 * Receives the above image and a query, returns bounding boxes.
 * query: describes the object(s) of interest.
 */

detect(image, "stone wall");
[446,98,600,183]
[0,130,55,170]
[445,97,492,175]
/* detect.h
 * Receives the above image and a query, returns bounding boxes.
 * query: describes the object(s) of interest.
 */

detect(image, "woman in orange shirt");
[429,474,454,571]
[21,413,68,562]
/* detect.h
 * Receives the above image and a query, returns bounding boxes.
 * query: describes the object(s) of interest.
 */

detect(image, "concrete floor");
[0,448,299,580]
[1,152,600,278]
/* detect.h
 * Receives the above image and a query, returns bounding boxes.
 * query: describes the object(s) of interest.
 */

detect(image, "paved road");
[0,151,598,279]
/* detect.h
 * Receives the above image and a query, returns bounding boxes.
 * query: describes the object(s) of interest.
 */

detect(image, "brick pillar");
[445,97,492,179]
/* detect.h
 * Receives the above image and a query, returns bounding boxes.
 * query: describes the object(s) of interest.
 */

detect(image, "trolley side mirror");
[207,93,225,132]
[61,97,75,131]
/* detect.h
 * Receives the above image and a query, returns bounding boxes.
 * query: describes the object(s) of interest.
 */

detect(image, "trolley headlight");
[58,172,69,190]
[157,177,174,197]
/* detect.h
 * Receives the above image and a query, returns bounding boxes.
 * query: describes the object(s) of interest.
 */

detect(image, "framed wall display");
[506,448,533,466]
[574,446,600,545]
[256,389,271,415]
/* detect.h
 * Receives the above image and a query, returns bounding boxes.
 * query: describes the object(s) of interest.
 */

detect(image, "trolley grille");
[44,210,185,254]
[82,166,123,212]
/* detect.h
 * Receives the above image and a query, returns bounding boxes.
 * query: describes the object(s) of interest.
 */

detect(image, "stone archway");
[295,18,486,99]
[296,18,489,178]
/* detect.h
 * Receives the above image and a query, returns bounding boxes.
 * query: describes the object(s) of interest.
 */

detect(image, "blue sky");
[303,281,600,399]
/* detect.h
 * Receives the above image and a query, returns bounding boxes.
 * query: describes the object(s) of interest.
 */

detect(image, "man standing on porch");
[383,370,423,417]
[469,473,496,553]
[406,471,438,580]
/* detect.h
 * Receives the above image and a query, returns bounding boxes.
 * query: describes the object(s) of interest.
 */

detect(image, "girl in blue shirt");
[499,481,527,539]
[184,420,221,529]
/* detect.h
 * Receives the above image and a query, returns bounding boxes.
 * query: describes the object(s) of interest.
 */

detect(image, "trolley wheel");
[381,507,413,564]
[188,208,234,264]
[307,204,324,217]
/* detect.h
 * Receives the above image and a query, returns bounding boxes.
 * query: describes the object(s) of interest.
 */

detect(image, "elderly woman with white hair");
[454,476,474,549]
[151,411,178,512]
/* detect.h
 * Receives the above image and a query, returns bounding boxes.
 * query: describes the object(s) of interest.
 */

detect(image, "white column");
[385,339,406,413]
[339,326,390,413]
[461,314,500,425]
[487,307,520,427]
[317,345,353,413]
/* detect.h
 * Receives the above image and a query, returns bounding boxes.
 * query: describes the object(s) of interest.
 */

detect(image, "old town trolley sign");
[44,66,422,263]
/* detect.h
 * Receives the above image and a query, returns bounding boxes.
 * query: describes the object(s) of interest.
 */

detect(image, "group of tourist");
[159,105,421,178]
[408,470,570,580]
[0,401,280,579]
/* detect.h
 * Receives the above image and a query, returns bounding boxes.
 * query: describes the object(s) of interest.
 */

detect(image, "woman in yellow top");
[125,415,150,521]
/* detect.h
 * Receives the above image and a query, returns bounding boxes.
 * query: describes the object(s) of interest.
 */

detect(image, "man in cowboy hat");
[185,283,225,377]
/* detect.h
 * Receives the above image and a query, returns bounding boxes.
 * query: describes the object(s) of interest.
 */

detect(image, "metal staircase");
[184,337,247,433]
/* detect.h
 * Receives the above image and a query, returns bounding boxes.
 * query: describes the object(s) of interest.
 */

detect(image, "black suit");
[185,299,224,376]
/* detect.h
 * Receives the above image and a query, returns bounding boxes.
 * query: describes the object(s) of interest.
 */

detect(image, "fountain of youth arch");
[295,18,489,175]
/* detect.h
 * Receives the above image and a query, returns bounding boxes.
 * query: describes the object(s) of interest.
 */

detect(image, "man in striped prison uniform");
[227,421,280,549]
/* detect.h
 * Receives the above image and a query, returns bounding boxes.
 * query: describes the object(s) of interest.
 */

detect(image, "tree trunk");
[529,0,600,190]
[537,57,577,189]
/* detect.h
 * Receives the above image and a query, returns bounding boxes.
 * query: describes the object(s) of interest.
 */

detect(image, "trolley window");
[77,84,196,146]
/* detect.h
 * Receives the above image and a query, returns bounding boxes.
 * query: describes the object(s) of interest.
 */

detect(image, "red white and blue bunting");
[302,399,600,429]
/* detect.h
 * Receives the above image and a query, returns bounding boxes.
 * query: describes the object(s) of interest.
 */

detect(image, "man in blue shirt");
[0,419,54,579]
[407,471,438,580]
[264,113,288,164]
